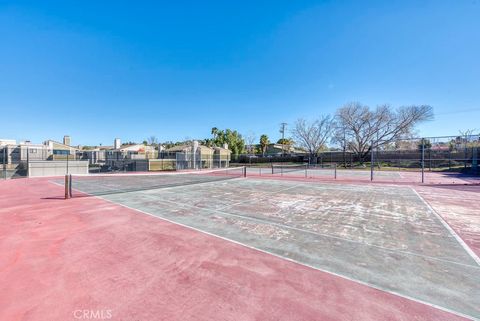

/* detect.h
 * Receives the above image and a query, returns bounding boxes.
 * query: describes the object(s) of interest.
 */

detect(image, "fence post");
[429,148,432,171]
[370,141,374,181]
[473,146,478,173]
[449,150,452,170]
[421,138,425,183]
[26,147,30,177]
[2,147,6,180]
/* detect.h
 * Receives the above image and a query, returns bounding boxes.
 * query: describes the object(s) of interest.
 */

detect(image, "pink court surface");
[1,170,479,321]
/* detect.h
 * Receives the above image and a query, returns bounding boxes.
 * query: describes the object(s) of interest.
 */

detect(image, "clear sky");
[1,0,479,146]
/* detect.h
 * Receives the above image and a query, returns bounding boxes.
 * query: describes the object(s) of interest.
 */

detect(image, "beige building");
[265,143,305,155]
[163,141,231,169]
[44,138,78,160]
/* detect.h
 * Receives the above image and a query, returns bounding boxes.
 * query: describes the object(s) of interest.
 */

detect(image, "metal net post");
[64,175,70,199]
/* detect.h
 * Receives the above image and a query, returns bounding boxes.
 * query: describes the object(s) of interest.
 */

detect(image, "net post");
[271,164,274,175]
[304,164,307,178]
[243,166,247,178]
[69,174,73,198]
[64,175,70,199]
[334,163,337,179]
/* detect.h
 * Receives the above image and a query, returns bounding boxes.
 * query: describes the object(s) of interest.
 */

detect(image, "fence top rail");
[378,134,480,142]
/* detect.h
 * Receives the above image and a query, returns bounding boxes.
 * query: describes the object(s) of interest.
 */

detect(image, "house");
[163,141,231,169]
[265,143,304,155]
[106,143,157,164]
[77,146,111,165]
[75,138,161,168]
[44,137,78,160]
[100,138,157,170]
[1,140,50,165]
[0,139,17,146]
[213,146,231,168]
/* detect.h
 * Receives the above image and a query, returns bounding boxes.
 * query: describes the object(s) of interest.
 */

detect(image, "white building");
[0,139,17,146]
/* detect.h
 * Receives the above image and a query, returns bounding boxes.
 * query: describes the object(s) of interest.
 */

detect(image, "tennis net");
[271,163,308,174]
[67,166,246,198]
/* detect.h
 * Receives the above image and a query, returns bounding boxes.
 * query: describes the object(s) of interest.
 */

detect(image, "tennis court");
[1,168,479,320]
[65,169,480,319]
[246,164,480,184]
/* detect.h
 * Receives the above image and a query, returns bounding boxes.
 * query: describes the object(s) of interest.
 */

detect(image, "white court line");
[90,195,477,321]
[412,187,480,266]
[152,193,480,270]
[104,178,480,269]
[65,176,479,269]
[155,179,480,269]
[211,181,454,231]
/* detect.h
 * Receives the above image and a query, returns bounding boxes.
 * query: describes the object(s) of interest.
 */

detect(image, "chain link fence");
[234,135,480,184]
[0,145,233,178]
[2,135,478,182]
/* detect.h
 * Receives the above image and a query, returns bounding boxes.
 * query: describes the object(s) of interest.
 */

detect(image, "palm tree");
[260,134,270,156]
[211,127,218,140]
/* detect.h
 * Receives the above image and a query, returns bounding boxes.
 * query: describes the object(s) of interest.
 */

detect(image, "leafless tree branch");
[292,115,334,163]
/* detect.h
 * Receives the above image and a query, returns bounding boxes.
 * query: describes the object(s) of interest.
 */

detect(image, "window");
[53,150,69,155]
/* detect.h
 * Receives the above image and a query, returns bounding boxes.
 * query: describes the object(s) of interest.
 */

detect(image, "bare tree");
[331,122,349,167]
[459,129,478,137]
[245,131,257,155]
[335,102,433,161]
[292,115,334,164]
[147,136,158,145]
[458,129,479,152]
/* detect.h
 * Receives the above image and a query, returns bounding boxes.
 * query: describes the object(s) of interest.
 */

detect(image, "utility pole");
[280,122,287,157]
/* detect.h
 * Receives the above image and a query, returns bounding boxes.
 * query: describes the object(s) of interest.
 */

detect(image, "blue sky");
[1,0,479,146]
